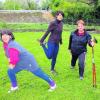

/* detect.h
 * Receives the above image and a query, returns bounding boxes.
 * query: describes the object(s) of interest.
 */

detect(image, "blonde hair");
[76,20,85,25]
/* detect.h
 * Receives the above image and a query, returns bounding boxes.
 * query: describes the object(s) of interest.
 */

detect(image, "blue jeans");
[42,41,59,70]
[7,67,53,87]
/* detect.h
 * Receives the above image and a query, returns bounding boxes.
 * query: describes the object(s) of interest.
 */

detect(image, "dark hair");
[0,30,15,40]
[55,11,64,17]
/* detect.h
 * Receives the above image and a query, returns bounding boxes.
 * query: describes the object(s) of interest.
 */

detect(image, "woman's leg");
[51,44,59,71]
[71,54,78,68]
[24,56,56,89]
[31,68,56,89]
[78,52,86,78]
[7,66,22,87]
[42,42,55,59]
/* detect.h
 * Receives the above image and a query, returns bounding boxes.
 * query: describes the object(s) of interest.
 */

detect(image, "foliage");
[0,21,8,29]
[3,0,22,10]
[24,0,37,10]
[0,0,100,19]
[0,1,4,10]
[50,0,95,21]
[41,0,50,10]
[3,0,38,10]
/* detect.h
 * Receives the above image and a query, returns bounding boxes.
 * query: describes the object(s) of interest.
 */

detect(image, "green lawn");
[0,31,100,100]
[0,22,100,32]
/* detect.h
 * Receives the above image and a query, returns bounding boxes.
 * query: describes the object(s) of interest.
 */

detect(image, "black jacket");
[40,19,63,44]
[68,30,92,55]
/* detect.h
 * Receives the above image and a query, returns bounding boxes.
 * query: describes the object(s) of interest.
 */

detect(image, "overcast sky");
[0,0,3,1]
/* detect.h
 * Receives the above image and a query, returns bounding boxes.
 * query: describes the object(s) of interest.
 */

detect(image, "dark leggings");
[71,52,86,77]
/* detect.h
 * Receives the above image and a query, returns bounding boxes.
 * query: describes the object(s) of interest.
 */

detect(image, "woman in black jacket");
[68,20,95,80]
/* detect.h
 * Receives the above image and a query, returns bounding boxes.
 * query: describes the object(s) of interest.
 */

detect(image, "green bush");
[0,21,7,29]
[50,1,94,21]
[3,0,22,10]
[0,1,4,10]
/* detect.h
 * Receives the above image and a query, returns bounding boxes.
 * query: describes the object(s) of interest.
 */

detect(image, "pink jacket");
[3,43,20,65]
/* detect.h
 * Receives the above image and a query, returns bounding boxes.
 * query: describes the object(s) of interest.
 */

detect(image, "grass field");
[0,31,100,100]
[0,22,100,32]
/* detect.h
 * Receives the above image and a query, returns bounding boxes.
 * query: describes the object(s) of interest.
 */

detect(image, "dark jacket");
[68,30,92,55]
[40,19,63,44]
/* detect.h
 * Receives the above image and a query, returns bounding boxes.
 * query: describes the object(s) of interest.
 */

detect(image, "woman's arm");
[8,48,20,69]
[40,22,55,43]
[87,34,94,47]
[68,34,73,50]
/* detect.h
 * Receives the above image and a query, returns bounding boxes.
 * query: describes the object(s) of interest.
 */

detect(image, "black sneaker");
[70,66,74,69]
[51,70,58,75]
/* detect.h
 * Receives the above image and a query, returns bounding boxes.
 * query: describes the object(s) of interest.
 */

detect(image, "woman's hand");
[9,64,15,69]
[69,50,72,54]
[8,58,10,62]
[91,39,95,47]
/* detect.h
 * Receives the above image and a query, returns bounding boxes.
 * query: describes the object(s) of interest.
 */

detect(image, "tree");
[80,0,99,18]
[41,0,50,10]
[26,0,37,10]
[0,1,4,10]
[49,0,95,21]
[3,0,38,10]
[4,0,21,10]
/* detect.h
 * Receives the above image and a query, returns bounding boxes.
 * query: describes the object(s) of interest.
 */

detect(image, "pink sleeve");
[3,43,9,58]
[8,48,20,65]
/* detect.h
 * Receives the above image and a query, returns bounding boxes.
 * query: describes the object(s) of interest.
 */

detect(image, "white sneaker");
[48,83,56,92]
[80,76,83,80]
[8,86,18,93]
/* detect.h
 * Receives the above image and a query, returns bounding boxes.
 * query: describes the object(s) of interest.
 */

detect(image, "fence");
[64,18,100,26]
